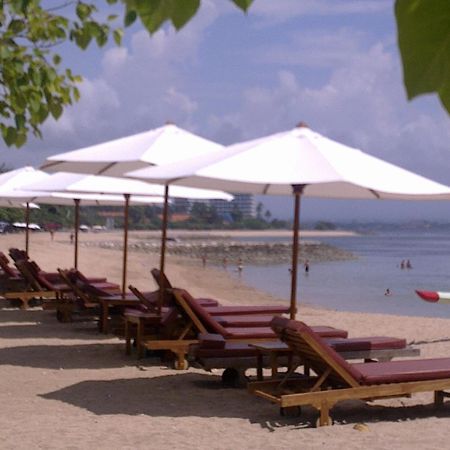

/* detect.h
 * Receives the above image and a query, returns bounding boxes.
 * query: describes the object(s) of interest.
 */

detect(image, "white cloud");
[252,0,392,22]
[254,28,366,68]
[209,41,450,185]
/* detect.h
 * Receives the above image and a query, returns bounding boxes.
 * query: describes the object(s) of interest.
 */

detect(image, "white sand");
[1,230,450,449]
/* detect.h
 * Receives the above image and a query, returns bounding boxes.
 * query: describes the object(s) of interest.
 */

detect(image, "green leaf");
[231,0,254,12]
[49,100,63,120]
[14,132,27,147]
[171,0,200,30]
[76,3,92,21]
[8,19,26,34]
[396,0,450,113]
[124,10,137,27]
[52,54,62,65]
[113,28,123,45]
[4,127,17,146]
[136,0,173,34]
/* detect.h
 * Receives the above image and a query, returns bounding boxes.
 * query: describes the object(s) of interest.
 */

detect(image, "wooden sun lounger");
[188,331,419,386]
[150,268,288,315]
[4,260,66,309]
[141,289,348,370]
[248,317,450,426]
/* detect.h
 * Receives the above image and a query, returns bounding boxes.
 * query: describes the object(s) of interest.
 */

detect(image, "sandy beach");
[1,230,450,449]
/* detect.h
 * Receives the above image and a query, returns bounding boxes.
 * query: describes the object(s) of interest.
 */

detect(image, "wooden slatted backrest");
[14,260,44,291]
[9,248,28,263]
[0,252,18,277]
[173,289,208,335]
[58,269,96,306]
[150,268,173,290]
[128,285,158,313]
[271,317,362,387]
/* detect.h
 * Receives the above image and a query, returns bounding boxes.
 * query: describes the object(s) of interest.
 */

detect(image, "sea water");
[232,230,450,319]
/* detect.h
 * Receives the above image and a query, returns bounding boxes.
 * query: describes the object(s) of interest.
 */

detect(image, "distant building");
[209,194,256,219]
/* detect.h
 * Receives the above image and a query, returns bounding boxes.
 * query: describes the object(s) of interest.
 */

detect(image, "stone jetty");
[81,236,355,265]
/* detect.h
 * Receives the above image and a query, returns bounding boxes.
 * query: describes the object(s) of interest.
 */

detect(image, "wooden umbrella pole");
[25,202,30,257]
[158,185,170,314]
[289,185,305,319]
[74,199,80,269]
[122,193,130,298]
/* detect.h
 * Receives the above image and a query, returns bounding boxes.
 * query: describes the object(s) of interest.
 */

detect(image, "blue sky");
[1,0,450,221]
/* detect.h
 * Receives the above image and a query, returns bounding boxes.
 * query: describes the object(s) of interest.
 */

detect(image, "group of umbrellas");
[3,122,450,318]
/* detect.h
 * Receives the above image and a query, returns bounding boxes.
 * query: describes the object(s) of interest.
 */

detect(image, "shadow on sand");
[0,306,108,340]
[0,342,142,369]
[40,373,450,429]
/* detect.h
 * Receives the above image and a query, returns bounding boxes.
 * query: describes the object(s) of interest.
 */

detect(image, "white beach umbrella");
[39,124,228,296]
[127,123,450,318]
[23,171,232,294]
[0,167,164,281]
[40,123,225,176]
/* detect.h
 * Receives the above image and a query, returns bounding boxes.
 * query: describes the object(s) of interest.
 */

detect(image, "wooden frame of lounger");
[55,269,100,322]
[248,324,450,426]
[4,260,61,309]
[142,289,279,370]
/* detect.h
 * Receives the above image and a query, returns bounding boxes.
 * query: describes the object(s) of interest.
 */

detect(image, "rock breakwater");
[81,237,355,265]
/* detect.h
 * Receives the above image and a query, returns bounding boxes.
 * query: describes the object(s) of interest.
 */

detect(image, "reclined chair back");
[171,288,242,337]
[150,268,178,306]
[14,260,46,292]
[270,317,363,388]
[58,269,97,306]
[172,289,209,335]
[151,268,172,290]
[9,248,28,263]
[0,252,19,277]
[128,285,158,312]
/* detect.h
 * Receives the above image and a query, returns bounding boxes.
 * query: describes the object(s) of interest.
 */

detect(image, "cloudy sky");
[1,0,450,221]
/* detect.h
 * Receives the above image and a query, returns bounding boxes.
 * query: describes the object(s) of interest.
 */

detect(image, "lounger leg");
[125,320,131,355]
[256,353,263,381]
[20,297,29,310]
[137,321,144,359]
[434,391,444,406]
[318,402,331,427]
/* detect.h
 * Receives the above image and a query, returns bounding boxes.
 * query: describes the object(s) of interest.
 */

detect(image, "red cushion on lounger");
[206,305,289,316]
[198,333,226,349]
[196,298,219,307]
[326,336,407,352]
[271,317,365,383]
[196,343,258,358]
[215,315,276,327]
[355,358,450,384]
[220,327,276,339]
[309,326,348,339]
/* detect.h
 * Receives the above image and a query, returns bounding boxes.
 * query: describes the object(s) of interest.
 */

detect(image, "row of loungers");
[2,252,447,426]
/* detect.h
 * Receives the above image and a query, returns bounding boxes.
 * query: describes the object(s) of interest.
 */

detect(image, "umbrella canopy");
[38,124,230,299]
[0,167,164,269]
[23,171,232,294]
[127,123,450,318]
[127,124,450,199]
[23,171,233,201]
[41,123,225,176]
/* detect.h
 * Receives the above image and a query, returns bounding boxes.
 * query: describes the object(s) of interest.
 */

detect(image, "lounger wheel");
[221,368,247,388]
[280,406,302,417]
[173,357,189,370]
